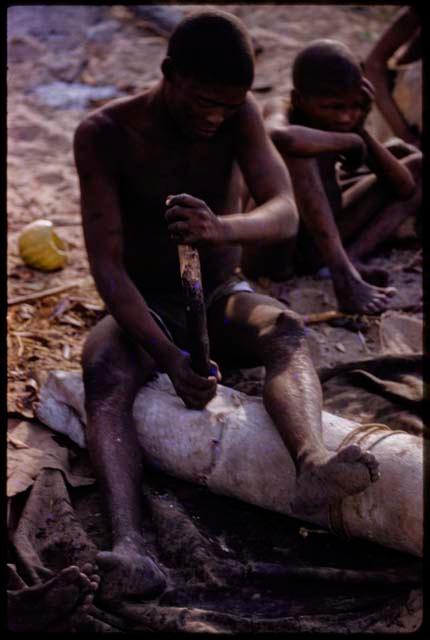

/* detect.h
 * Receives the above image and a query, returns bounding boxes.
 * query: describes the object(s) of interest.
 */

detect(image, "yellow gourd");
[18,219,68,271]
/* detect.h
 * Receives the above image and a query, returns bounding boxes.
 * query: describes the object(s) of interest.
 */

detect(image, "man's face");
[168,74,248,140]
[296,86,367,132]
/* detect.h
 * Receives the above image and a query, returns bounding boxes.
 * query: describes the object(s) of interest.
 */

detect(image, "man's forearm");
[92,265,180,369]
[220,194,298,245]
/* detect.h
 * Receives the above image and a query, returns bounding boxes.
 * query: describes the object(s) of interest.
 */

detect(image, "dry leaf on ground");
[380,313,423,355]
[7,420,94,497]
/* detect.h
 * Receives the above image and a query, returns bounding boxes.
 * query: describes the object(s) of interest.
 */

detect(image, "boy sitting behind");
[242,39,421,314]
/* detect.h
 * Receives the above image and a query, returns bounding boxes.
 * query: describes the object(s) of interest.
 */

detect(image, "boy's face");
[167,73,248,140]
[295,86,367,132]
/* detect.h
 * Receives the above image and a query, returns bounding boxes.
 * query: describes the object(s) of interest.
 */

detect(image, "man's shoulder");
[232,92,267,134]
[240,92,264,118]
[75,98,129,139]
[74,108,118,149]
[75,91,152,142]
[73,102,131,169]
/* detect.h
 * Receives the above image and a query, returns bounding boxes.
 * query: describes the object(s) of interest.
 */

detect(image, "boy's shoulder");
[262,95,290,120]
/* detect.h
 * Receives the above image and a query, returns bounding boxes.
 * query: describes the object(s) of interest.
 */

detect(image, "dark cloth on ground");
[319,353,424,436]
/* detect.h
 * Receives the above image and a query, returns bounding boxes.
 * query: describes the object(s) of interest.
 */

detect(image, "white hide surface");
[36,371,423,556]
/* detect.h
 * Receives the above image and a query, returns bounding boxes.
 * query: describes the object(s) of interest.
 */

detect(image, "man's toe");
[336,443,362,463]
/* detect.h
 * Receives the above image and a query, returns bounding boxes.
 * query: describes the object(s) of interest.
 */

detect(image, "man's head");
[161,10,254,139]
[291,39,367,132]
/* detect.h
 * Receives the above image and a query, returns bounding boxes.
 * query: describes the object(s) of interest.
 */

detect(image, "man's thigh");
[82,314,157,396]
[207,291,288,368]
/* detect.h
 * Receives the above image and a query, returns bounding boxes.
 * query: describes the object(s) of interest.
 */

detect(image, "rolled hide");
[36,371,423,557]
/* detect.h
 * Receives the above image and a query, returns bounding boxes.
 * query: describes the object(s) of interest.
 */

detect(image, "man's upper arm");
[235,95,293,205]
[74,117,124,274]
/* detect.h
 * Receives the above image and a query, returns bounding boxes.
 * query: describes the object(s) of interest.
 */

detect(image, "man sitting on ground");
[74,13,380,601]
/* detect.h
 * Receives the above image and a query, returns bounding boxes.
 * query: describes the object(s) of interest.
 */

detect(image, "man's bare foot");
[332,267,396,314]
[97,538,167,601]
[290,444,380,515]
[8,564,99,631]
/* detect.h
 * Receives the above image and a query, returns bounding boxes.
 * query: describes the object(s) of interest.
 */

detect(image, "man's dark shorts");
[144,274,254,350]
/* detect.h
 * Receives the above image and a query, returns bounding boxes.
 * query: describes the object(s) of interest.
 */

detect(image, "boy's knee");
[405,151,422,181]
[285,155,319,174]
[286,200,300,238]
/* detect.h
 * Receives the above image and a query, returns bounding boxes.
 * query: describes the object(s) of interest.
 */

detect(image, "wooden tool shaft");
[177,244,211,377]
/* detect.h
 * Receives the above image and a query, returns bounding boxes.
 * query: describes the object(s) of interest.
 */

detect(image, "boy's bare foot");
[97,538,167,601]
[318,263,390,287]
[332,267,396,314]
[291,444,380,515]
[354,262,390,287]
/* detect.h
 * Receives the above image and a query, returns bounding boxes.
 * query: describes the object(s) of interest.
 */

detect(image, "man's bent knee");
[259,308,305,343]
[275,308,305,335]
[83,350,140,409]
[82,317,153,407]
[258,309,307,365]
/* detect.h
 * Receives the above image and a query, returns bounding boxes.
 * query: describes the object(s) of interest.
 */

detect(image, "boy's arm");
[358,128,415,199]
[364,6,420,65]
[265,93,415,199]
[263,96,365,159]
[362,6,421,146]
[353,77,415,199]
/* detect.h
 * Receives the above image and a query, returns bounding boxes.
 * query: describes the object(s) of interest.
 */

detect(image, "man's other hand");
[165,349,221,409]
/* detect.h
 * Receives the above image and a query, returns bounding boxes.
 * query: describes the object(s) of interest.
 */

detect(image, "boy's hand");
[361,76,375,106]
[165,194,226,247]
[165,350,221,410]
[339,133,367,172]
[353,76,375,134]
